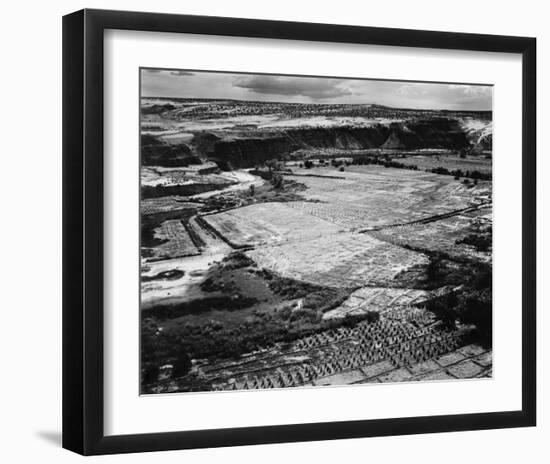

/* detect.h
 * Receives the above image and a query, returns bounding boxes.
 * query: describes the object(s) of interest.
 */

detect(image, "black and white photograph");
[0,0,544,460]
[140,69,493,394]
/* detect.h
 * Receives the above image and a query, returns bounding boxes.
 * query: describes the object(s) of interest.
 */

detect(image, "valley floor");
[141,161,492,394]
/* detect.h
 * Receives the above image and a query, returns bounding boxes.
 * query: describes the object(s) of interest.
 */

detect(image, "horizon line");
[140,96,492,113]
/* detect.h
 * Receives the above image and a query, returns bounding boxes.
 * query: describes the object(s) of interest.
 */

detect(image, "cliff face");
[141,134,200,167]
[396,119,470,149]
[209,119,471,169]
[476,133,492,151]
[141,182,231,199]
[459,118,493,152]
[142,118,483,169]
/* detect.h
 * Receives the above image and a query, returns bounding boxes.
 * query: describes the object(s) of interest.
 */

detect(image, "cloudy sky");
[141,69,492,111]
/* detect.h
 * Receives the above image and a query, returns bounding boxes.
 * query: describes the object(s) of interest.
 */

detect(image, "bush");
[422,260,492,346]
[426,292,458,330]
[289,307,321,323]
[141,318,192,385]
[456,232,492,252]
[364,310,380,323]
[271,173,284,189]
[221,252,256,269]
[426,255,443,285]
[459,294,492,345]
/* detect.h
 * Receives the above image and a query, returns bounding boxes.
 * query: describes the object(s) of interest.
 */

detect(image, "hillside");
[141,98,493,169]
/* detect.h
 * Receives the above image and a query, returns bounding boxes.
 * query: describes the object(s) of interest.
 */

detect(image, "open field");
[246,232,428,288]
[141,196,201,215]
[282,165,491,230]
[203,202,343,247]
[148,219,199,260]
[322,287,433,319]
[369,207,492,262]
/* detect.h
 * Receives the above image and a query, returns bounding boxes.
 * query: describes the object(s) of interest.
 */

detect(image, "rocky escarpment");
[207,128,383,170]
[476,133,492,151]
[459,118,493,152]
[141,181,233,199]
[142,118,488,169]
[207,118,471,169]
[141,134,201,167]
[382,119,470,149]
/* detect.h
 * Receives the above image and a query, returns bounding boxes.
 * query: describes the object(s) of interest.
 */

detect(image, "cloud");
[169,70,195,76]
[444,84,492,109]
[233,75,353,100]
[448,84,492,96]
[396,84,429,96]
[141,69,194,76]
[141,69,492,110]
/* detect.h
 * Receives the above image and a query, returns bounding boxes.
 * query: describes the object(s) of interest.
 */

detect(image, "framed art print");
[62,9,536,455]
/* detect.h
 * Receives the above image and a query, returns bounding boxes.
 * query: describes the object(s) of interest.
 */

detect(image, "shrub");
[459,294,492,346]
[364,310,380,323]
[426,255,443,285]
[271,173,284,189]
[422,260,492,346]
[425,292,458,330]
[456,232,492,252]
[221,252,255,269]
[141,318,192,384]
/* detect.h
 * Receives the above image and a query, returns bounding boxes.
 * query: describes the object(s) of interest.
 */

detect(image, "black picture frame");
[62,8,536,456]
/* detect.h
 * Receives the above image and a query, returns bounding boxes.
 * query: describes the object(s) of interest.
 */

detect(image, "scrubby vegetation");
[427,167,491,181]
[456,226,492,252]
[349,155,418,170]
[141,318,192,385]
[422,255,492,346]
[140,252,370,384]
[141,295,379,381]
